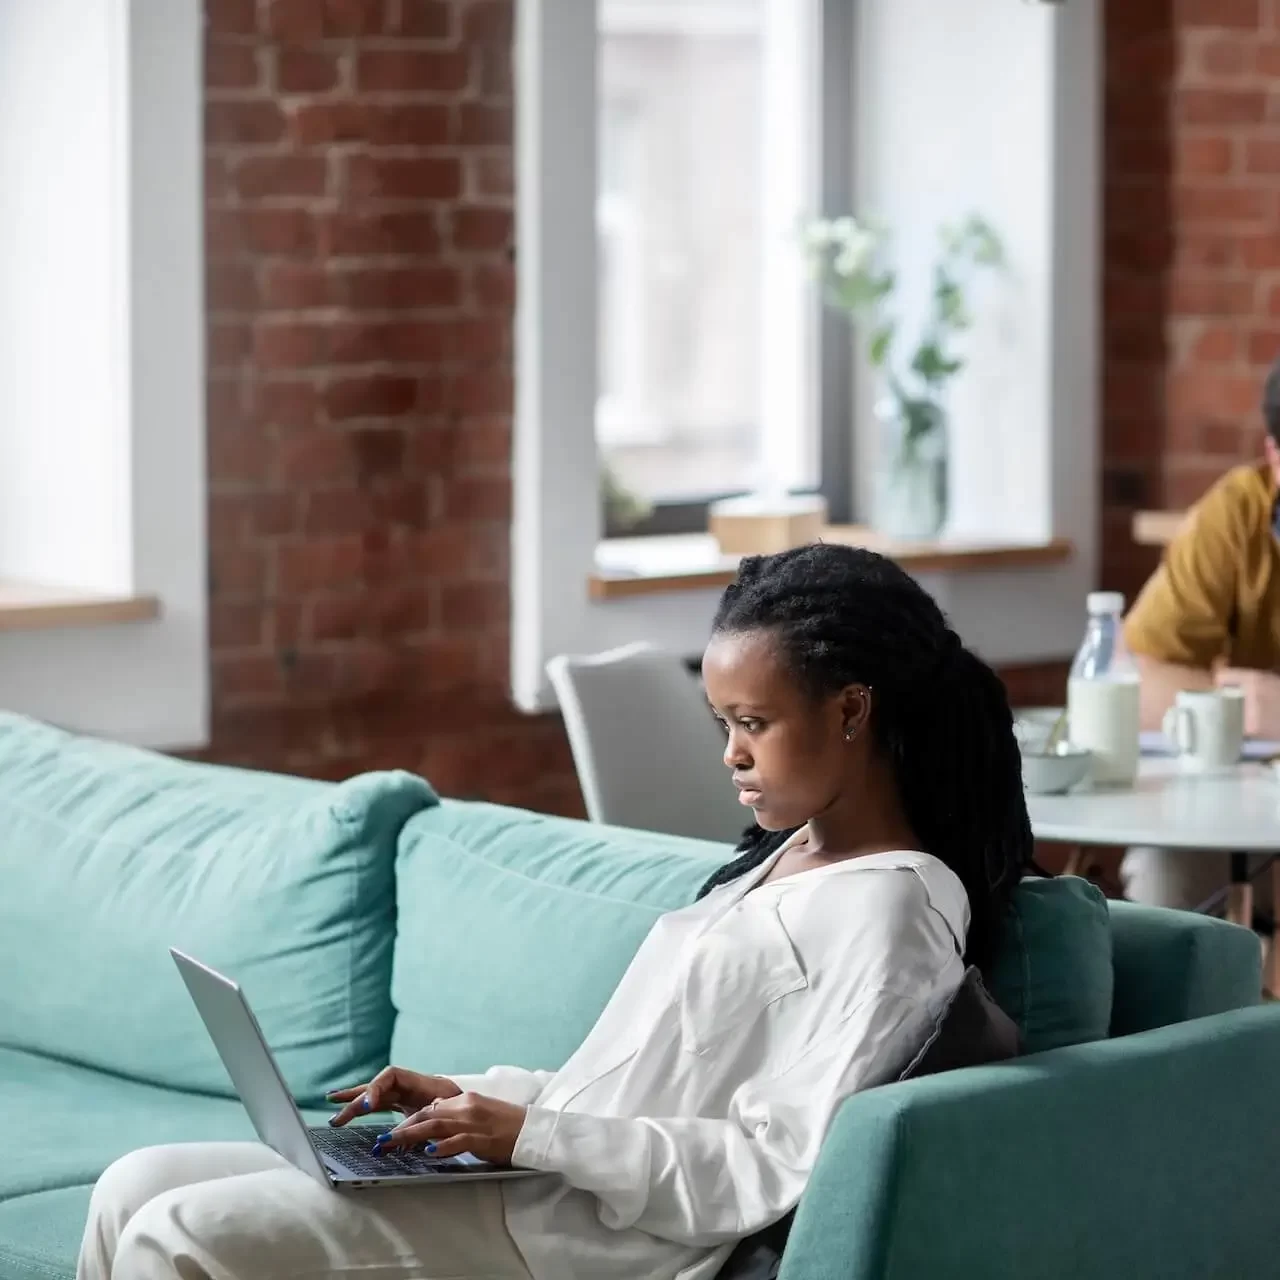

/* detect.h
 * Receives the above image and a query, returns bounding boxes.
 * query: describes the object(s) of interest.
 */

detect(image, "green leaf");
[869,323,895,367]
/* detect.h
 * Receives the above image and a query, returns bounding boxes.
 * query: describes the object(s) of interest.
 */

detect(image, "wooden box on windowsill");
[707,494,828,556]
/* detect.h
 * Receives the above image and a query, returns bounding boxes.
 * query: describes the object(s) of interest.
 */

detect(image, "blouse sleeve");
[510,986,933,1247]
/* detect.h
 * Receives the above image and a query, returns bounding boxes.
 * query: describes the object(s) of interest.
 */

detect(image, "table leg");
[1226,852,1253,929]
[1062,845,1085,878]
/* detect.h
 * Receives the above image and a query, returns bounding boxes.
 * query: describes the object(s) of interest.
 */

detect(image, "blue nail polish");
[361,1097,371,1111]
[372,1142,384,1157]
[376,1131,392,1142]
[426,1141,437,1154]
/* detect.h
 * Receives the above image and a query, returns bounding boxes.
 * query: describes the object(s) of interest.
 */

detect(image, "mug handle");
[1162,704,1196,755]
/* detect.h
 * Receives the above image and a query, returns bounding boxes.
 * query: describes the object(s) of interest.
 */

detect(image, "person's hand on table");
[374,1092,528,1163]
[1215,668,1280,739]
[326,1066,462,1127]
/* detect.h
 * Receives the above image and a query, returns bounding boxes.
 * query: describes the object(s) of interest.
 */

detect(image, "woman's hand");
[326,1067,462,1127]
[375,1092,528,1164]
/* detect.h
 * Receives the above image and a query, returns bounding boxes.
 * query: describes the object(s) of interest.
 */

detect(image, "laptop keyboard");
[310,1124,479,1177]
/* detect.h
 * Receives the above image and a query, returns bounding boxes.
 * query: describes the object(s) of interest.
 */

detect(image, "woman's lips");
[736,787,763,806]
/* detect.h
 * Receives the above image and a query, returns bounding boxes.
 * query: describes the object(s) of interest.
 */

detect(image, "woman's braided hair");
[695,543,1034,972]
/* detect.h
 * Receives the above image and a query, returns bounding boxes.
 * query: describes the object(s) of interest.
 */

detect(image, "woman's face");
[702,629,867,831]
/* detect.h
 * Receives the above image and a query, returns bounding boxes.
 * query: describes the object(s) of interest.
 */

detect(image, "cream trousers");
[76,1142,534,1280]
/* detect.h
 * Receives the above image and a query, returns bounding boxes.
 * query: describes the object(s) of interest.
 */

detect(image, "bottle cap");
[1086,591,1125,615]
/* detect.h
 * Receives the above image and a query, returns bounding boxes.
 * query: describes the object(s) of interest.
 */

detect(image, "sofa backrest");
[391,801,1125,1076]
[0,713,435,1103]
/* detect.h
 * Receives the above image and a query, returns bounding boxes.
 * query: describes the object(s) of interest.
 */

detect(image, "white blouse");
[448,835,969,1280]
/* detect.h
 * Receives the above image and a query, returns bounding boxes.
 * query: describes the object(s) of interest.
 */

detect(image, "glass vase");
[874,395,948,540]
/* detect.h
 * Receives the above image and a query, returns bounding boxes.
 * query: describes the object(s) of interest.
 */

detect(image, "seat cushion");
[989,876,1114,1054]
[0,1185,92,1280]
[0,713,435,1104]
[390,801,727,1073]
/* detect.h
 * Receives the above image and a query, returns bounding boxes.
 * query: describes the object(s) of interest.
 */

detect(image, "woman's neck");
[802,759,921,860]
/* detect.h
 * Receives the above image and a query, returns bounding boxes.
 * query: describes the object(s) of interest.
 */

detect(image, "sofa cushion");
[989,876,1114,1054]
[0,1185,92,1280]
[0,713,435,1103]
[390,801,727,1074]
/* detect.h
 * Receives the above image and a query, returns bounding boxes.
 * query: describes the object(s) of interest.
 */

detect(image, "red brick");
[1196,35,1252,75]
[1169,274,1255,314]
[324,376,418,419]
[444,475,511,520]
[233,155,329,199]
[1189,323,1241,363]
[440,581,507,628]
[366,104,452,145]
[215,653,285,700]
[276,49,342,94]
[462,0,513,43]
[1176,89,1267,124]
[247,491,299,536]
[254,321,329,368]
[373,478,430,527]
[276,429,355,484]
[470,262,514,307]
[345,155,462,200]
[209,320,253,368]
[206,100,287,146]
[450,206,511,251]
[329,320,448,364]
[252,380,322,430]
[210,602,267,651]
[1175,0,1260,27]
[320,0,389,36]
[205,208,244,257]
[1172,229,1238,268]
[206,377,246,430]
[207,263,259,312]
[1240,233,1280,267]
[317,211,440,256]
[351,427,408,476]
[476,45,513,99]
[210,546,270,597]
[398,0,453,37]
[356,50,470,93]
[209,427,272,484]
[1255,39,1280,75]
[1248,328,1280,363]
[1177,136,1235,175]
[206,41,262,90]
[1246,138,1280,172]
[206,155,231,201]
[451,418,510,466]
[469,153,512,198]
[449,317,508,362]
[1167,369,1262,418]
[288,102,369,145]
[262,263,334,309]
[277,537,365,593]
[310,592,364,641]
[456,103,510,146]
[1173,184,1271,222]
[242,208,318,255]
[207,0,259,36]
[343,266,460,309]
[449,372,512,415]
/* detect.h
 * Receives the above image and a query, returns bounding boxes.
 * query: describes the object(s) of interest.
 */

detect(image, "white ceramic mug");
[1161,687,1245,773]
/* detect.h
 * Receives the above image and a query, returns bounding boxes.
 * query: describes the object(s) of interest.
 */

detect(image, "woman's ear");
[840,684,873,742]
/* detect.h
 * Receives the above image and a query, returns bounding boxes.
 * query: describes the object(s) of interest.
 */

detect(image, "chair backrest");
[546,642,748,844]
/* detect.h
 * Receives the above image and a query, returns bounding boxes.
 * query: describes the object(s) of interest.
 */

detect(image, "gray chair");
[546,641,748,844]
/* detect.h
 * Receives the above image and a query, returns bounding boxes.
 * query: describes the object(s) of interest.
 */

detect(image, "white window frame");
[0,0,207,748]
[511,0,1100,713]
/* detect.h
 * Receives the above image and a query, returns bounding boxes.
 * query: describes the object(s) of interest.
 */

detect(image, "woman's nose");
[723,730,751,770]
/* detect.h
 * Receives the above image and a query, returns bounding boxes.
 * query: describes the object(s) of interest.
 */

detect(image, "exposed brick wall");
[1103,0,1279,604]
[201,0,581,814]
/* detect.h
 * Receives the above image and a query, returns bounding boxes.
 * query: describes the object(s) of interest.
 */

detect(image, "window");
[596,0,847,533]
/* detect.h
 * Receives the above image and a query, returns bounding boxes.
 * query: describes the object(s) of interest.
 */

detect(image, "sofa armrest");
[1107,900,1261,1034]
[779,1004,1280,1280]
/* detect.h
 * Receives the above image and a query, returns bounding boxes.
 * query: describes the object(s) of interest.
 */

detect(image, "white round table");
[1027,756,1280,986]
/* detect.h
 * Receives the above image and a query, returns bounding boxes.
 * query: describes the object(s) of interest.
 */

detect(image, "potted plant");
[803,213,1004,539]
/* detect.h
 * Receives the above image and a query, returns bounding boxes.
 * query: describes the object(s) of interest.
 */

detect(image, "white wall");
[513,0,1099,710]
[0,0,208,749]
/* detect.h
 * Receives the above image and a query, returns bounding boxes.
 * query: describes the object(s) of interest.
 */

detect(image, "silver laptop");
[171,948,545,1188]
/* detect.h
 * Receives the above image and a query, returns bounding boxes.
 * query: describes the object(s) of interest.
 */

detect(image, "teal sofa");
[1,711,1277,1279]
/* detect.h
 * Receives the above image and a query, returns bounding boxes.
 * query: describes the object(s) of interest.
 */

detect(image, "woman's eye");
[739,719,764,733]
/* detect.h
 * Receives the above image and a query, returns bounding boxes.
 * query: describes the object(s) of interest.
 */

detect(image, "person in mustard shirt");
[1121,358,1280,911]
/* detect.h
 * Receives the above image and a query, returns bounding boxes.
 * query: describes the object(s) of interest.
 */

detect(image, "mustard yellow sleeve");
[1123,481,1243,669]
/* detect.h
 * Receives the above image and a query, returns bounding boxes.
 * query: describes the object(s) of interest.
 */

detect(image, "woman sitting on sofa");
[79,544,1033,1280]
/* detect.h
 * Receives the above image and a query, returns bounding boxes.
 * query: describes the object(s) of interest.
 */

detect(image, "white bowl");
[1021,744,1091,795]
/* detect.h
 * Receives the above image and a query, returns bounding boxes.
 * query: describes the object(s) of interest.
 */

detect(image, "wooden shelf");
[0,582,161,632]
[589,530,1075,601]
